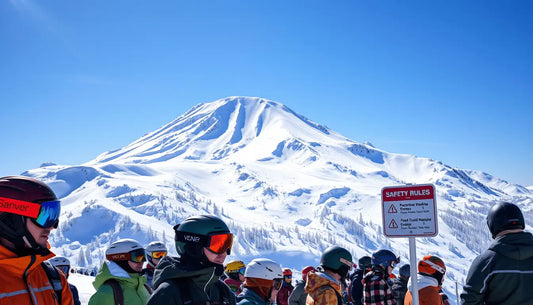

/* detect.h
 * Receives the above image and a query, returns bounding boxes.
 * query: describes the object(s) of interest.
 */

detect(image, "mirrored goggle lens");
[273,278,283,290]
[208,233,233,254]
[284,275,292,279]
[238,267,246,275]
[34,200,61,228]
[130,249,146,263]
[0,197,60,229]
[151,251,167,259]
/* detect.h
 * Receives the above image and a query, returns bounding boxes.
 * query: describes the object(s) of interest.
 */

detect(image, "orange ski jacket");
[0,243,74,305]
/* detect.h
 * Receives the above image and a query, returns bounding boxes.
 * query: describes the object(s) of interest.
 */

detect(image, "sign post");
[381,184,438,305]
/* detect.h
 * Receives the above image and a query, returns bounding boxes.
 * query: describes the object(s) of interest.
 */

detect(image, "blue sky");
[1,0,532,186]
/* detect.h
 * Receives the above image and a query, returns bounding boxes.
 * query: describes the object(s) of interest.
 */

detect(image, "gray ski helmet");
[320,246,353,279]
[174,215,231,256]
[487,201,525,238]
[399,264,410,278]
[358,256,372,269]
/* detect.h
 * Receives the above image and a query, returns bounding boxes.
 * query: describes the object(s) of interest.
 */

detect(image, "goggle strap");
[175,231,209,246]
[0,197,41,218]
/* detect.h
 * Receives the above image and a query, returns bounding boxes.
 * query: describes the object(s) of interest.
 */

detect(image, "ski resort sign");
[381,184,438,237]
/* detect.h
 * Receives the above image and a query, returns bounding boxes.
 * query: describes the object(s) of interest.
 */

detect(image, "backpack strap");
[326,284,343,305]
[41,261,63,305]
[104,279,124,305]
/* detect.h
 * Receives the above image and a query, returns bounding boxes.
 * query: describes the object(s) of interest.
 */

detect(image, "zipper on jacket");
[23,255,37,305]
[203,267,217,301]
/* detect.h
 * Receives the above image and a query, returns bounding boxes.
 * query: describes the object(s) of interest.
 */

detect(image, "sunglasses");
[151,251,167,259]
[175,231,234,255]
[273,278,283,290]
[0,197,60,229]
[106,248,146,263]
[284,275,292,279]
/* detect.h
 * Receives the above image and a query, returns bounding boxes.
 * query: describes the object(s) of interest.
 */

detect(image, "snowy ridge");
[23,96,533,305]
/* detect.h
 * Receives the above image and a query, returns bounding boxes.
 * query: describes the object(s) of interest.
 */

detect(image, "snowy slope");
[22,97,533,305]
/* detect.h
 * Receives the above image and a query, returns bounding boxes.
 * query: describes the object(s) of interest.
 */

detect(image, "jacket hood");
[305,271,340,295]
[489,231,533,260]
[236,287,269,305]
[151,255,220,289]
[93,261,147,290]
[408,274,439,291]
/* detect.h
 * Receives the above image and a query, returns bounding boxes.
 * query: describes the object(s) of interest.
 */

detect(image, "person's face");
[238,273,245,282]
[26,218,52,248]
[203,247,228,264]
[284,275,292,284]
[151,257,161,266]
[387,266,394,275]
[128,260,144,272]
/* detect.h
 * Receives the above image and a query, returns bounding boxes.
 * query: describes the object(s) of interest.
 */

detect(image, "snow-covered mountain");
[23,96,533,304]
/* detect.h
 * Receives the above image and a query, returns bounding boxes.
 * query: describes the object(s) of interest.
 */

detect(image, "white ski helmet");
[145,241,168,266]
[244,258,283,280]
[105,238,145,262]
[48,256,71,267]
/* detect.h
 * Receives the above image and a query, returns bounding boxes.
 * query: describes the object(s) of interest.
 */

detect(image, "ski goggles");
[175,231,234,255]
[150,251,167,259]
[273,278,283,290]
[238,267,246,275]
[0,197,60,229]
[106,248,146,263]
[57,265,70,275]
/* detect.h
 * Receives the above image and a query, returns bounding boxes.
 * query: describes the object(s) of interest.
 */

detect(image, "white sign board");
[381,184,438,237]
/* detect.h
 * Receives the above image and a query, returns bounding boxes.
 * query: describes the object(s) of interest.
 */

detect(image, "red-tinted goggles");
[106,248,146,263]
[175,231,234,255]
[0,197,60,229]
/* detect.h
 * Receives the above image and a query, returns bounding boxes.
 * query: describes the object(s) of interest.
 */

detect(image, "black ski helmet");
[0,176,59,255]
[320,246,353,280]
[174,215,231,260]
[487,201,525,238]
[358,256,372,269]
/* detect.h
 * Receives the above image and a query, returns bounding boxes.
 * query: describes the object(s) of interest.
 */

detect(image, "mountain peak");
[93,96,335,164]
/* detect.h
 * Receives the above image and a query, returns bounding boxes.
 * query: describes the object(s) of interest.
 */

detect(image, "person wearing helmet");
[142,241,168,288]
[306,246,353,305]
[224,260,246,295]
[236,258,283,305]
[89,238,151,305]
[288,266,316,305]
[390,264,410,305]
[363,249,399,305]
[461,201,533,305]
[48,256,81,305]
[404,256,450,305]
[349,256,372,305]
[277,268,294,305]
[147,215,236,305]
[0,176,74,305]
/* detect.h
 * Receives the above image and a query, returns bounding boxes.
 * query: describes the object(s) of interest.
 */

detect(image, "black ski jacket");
[461,231,533,305]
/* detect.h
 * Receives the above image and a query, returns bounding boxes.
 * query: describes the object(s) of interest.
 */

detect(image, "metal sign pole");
[409,237,419,305]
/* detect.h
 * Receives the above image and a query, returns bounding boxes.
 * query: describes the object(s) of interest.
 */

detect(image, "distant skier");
[404,256,448,305]
[277,268,294,305]
[289,266,316,305]
[390,264,409,305]
[461,201,533,305]
[363,249,399,305]
[142,241,168,288]
[306,246,353,305]
[349,256,372,305]
[225,260,247,295]
[237,258,283,305]
[48,256,82,305]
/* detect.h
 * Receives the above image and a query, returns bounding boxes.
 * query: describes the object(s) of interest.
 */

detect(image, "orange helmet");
[418,255,446,276]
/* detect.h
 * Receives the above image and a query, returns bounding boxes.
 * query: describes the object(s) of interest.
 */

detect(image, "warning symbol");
[389,219,398,228]
[388,204,398,213]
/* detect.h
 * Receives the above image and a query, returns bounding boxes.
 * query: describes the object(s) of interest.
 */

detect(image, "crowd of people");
[1,175,532,305]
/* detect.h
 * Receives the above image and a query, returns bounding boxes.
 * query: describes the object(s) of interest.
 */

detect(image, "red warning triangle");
[389,219,398,229]
[388,204,398,213]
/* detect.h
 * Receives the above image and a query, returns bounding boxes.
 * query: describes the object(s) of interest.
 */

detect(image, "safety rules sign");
[381,184,438,237]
